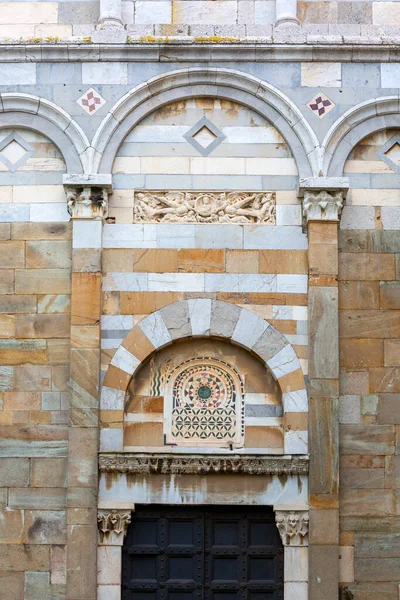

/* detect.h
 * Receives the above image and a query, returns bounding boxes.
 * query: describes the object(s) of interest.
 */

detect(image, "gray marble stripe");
[245,405,284,417]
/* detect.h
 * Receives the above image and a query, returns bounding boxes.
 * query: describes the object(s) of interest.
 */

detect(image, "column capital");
[299,177,349,226]
[97,509,133,545]
[275,508,309,547]
[63,175,112,220]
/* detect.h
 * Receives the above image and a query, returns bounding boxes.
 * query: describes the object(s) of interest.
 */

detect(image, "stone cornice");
[0,43,399,62]
[98,453,309,475]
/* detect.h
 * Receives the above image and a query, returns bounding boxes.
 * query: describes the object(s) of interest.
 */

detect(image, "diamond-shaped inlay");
[77,88,106,115]
[184,116,226,156]
[377,135,400,174]
[307,92,335,119]
[0,132,35,172]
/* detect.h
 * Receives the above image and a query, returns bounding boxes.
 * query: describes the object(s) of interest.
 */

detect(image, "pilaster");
[97,506,134,600]
[299,177,348,600]
[275,505,309,600]
[65,177,111,600]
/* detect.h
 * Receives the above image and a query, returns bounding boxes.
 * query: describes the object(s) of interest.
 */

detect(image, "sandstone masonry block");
[26,241,72,269]
[339,254,395,281]
[25,510,67,544]
[15,270,71,295]
[0,241,25,268]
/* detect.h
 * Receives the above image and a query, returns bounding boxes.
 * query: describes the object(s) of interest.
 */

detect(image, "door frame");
[96,465,309,600]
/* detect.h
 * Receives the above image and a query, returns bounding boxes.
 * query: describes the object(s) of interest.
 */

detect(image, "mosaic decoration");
[307,92,335,119]
[133,190,276,224]
[165,358,244,447]
[77,88,106,115]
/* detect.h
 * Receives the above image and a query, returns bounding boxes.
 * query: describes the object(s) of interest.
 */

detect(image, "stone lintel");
[98,453,309,475]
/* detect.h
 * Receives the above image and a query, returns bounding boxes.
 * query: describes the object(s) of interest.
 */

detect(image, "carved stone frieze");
[97,509,132,543]
[66,186,109,220]
[302,189,345,224]
[275,510,309,546]
[98,453,309,475]
[133,190,276,224]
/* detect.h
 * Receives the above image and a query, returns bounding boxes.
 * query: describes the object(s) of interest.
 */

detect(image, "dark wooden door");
[122,506,284,600]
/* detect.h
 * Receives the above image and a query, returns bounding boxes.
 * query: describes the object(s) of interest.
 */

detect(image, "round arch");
[322,96,400,176]
[101,299,308,455]
[0,93,90,173]
[91,68,319,177]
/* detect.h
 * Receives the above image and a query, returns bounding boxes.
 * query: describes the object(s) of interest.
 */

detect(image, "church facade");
[0,2,399,599]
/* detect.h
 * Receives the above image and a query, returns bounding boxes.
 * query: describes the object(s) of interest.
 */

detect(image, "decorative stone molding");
[275,509,309,546]
[97,509,132,543]
[98,453,309,475]
[302,190,345,224]
[65,187,109,220]
[133,190,276,224]
[299,176,349,226]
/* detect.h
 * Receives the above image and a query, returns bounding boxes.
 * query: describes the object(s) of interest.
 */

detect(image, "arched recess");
[0,93,90,173]
[91,68,319,177]
[322,96,400,176]
[101,300,308,455]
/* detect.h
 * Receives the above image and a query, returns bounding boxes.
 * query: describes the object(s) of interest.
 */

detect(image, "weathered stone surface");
[339,281,380,310]
[15,314,70,339]
[68,428,98,489]
[310,397,339,494]
[210,300,241,338]
[8,488,66,510]
[160,300,192,340]
[0,340,47,366]
[12,222,71,241]
[0,545,50,571]
[51,545,67,585]
[0,269,14,294]
[30,458,67,488]
[71,272,101,326]
[380,282,400,309]
[15,269,71,294]
[67,524,97,599]
[25,510,67,544]
[73,247,102,272]
[0,571,24,600]
[339,339,383,368]
[309,545,339,599]
[309,508,338,545]
[0,295,36,314]
[0,365,14,391]
[3,392,41,411]
[339,311,400,339]
[378,395,400,424]
[354,558,400,582]
[340,425,395,455]
[37,295,71,314]
[339,230,400,254]
[309,286,338,379]
[340,489,395,516]
[70,348,100,426]
[24,571,66,600]
[369,368,400,394]
[0,509,24,543]
[26,241,71,269]
[355,533,400,558]
[0,458,29,487]
[339,253,395,281]
[340,468,385,489]
[384,340,400,367]
[15,365,51,392]
[0,241,25,268]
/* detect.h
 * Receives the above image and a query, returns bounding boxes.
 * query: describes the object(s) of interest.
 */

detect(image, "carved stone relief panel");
[133,190,276,224]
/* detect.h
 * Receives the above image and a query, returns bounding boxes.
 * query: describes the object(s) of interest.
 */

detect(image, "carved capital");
[97,509,132,544]
[275,510,309,546]
[302,189,344,224]
[66,186,109,220]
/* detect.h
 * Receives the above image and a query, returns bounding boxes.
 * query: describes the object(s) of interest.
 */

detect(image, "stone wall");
[0,130,70,598]
[338,131,400,598]
[0,0,399,40]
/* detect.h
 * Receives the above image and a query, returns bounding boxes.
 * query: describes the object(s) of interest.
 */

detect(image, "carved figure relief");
[133,190,276,224]
[164,357,245,447]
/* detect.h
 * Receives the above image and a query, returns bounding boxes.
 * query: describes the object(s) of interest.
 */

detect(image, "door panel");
[122,506,283,600]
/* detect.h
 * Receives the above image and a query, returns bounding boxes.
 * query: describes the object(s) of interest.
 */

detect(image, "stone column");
[299,177,348,600]
[275,506,309,599]
[97,506,134,600]
[275,0,299,27]
[98,0,123,27]
[64,175,112,600]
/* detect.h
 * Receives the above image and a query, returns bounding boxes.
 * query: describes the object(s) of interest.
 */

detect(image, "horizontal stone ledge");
[0,43,398,63]
[99,453,309,476]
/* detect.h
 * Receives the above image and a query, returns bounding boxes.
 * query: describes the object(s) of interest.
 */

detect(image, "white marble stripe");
[138,312,171,349]
[125,413,163,422]
[100,386,125,410]
[244,417,283,426]
[101,315,134,330]
[102,272,307,293]
[110,345,140,375]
